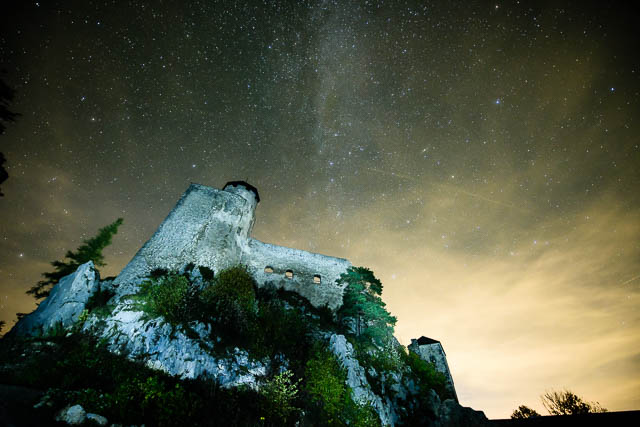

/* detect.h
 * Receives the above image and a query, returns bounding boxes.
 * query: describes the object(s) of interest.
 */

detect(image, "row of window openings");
[264,266,321,283]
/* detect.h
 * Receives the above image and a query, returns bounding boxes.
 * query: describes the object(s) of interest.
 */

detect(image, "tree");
[511,405,541,419]
[260,370,300,423]
[337,267,396,347]
[541,389,607,415]
[0,76,20,197]
[27,218,124,299]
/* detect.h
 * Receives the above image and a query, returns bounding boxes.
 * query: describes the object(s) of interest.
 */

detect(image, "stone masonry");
[114,181,352,310]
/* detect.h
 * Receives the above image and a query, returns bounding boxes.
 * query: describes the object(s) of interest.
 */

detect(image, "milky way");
[1,1,638,418]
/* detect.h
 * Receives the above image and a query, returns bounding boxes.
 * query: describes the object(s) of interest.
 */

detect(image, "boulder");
[86,413,109,426]
[11,262,99,337]
[55,404,86,425]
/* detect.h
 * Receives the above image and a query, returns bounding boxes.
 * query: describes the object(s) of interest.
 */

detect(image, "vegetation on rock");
[3,263,459,426]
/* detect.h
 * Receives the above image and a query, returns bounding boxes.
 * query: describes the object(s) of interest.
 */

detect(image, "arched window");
[313,275,321,284]
[264,266,274,273]
[285,269,293,279]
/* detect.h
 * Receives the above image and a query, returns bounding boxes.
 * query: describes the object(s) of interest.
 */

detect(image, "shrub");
[304,345,380,426]
[511,405,541,419]
[404,351,448,400]
[253,299,310,364]
[541,389,607,415]
[139,273,190,324]
[260,370,300,424]
[200,265,256,334]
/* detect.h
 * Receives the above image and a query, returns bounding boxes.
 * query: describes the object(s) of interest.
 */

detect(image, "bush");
[404,351,448,400]
[139,273,191,324]
[541,389,607,415]
[511,405,541,419]
[260,370,300,424]
[200,265,256,334]
[304,345,380,426]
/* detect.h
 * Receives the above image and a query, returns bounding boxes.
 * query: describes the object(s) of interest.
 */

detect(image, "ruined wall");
[115,184,254,295]
[114,182,351,310]
[408,338,459,403]
[242,239,351,311]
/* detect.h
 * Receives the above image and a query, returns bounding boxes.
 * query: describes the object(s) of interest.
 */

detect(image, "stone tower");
[114,181,351,310]
[408,336,459,403]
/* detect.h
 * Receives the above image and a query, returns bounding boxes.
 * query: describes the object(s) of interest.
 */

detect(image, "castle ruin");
[114,181,352,310]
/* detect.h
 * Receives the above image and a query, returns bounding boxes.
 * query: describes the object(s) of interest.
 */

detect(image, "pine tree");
[27,218,124,299]
[337,267,397,346]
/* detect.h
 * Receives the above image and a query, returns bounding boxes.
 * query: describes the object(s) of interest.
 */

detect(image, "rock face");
[10,261,99,337]
[7,182,490,426]
[114,182,351,310]
[82,300,267,388]
[328,334,397,426]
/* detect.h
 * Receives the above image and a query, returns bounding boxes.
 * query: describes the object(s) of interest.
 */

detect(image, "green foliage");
[252,299,310,363]
[304,345,380,426]
[260,370,300,424]
[404,351,448,400]
[337,267,396,347]
[511,405,541,419]
[541,389,607,415]
[0,320,5,335]
[139,273,191,325]
[46,321,67,338]
[27,218,123,299]
[77,309,89,325]
[200,265,256,334]
[352,340,401,396]
[0,333,266,426]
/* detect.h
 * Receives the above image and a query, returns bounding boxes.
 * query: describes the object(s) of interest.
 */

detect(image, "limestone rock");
[328,334,397,426]
[11,262,99,336]
[82,302,267,388]
[86,413,109,426]
[55,404,86,425]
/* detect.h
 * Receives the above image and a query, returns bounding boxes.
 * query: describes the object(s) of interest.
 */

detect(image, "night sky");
[1,0,639,419]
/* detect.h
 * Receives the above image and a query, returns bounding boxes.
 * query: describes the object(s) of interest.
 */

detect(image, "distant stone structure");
[408,336,459,403]
[114,181,352,310]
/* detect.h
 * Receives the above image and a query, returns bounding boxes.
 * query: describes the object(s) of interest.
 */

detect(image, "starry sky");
[1,0,639,419]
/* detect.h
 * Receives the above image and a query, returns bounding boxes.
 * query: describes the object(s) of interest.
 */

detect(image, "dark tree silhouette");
[0,76,20,197]
[27,218,124,299]
[541,389,607,415]
[511,405,541,419]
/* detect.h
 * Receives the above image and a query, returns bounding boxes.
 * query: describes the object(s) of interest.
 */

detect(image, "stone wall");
[409,337,459,403]
[114,182,351,310]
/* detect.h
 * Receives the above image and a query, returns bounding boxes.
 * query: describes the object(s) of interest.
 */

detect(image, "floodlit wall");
[115,182,351,309]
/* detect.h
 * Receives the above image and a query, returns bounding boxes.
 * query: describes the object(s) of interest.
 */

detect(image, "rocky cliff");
[1,182,488,426]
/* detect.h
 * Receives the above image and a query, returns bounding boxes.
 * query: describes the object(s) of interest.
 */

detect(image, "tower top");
[223,180,260,203]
